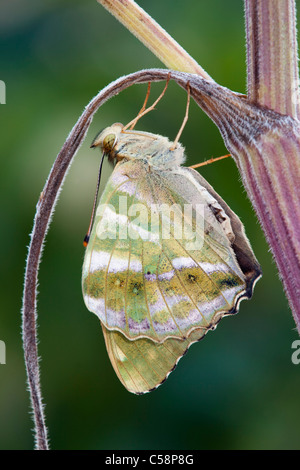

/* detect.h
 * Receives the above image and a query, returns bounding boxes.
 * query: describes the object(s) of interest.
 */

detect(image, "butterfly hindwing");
[102,324,207,395]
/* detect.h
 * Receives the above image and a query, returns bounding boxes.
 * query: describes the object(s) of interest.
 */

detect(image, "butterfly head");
[90,123,124,161]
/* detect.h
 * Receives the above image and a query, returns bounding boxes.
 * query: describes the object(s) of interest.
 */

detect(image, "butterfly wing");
[152,166,262,321]
[101,324,206,394]
[82,159,261,393]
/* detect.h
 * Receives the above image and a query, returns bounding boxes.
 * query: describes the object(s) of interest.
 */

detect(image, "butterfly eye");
[102,133,116,152]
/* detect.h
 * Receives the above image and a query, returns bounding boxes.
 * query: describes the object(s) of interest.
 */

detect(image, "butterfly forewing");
[83,157,246,340]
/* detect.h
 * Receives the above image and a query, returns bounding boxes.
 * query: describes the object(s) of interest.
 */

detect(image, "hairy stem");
[244,0,300,327]
[190,78,300,332]
[245,0,300,118]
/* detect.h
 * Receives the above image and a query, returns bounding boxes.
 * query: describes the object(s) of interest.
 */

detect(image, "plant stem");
[244,0,300,328]
[189,76,300,332]
[97,0,212,79]
[245,0,300,118]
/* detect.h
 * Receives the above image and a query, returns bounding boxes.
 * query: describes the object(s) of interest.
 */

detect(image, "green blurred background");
[1,0,299,450]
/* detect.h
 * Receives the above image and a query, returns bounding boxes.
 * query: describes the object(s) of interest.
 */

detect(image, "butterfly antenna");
[189,154,231,169]
[170,82,190,151]
[123,74,170,132]
[83,151,106,247]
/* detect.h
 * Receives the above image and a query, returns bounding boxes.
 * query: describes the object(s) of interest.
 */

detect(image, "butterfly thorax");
[91,123,186,169]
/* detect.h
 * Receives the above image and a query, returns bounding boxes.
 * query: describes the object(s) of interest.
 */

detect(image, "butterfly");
[82,122,261,394]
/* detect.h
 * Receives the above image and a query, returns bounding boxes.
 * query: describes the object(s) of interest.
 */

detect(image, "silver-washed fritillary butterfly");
[82,119,261,394]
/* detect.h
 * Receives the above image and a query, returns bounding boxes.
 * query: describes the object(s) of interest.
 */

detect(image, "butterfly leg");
[128,82,152,130]
[189,154,231,169]
[123,74,171,132]
[170,82,191,151]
